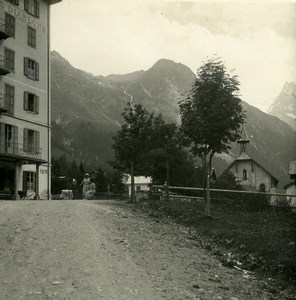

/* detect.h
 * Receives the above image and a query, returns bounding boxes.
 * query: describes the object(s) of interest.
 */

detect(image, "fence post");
[165,181,169,201]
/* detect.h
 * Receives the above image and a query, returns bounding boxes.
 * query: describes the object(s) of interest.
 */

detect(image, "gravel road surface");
[0,200,273,300]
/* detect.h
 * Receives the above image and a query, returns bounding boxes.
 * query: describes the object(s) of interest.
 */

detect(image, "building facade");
[0,0,61,199]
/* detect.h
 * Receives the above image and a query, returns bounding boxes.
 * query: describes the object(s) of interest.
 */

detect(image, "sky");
[50,0,296,112]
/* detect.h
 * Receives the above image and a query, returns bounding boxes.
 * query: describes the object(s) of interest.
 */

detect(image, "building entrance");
[0,167,15,199]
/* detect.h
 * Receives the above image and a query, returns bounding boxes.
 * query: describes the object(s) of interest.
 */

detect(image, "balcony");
[0,56,11,76]
[0,139,44,162]
[0,23,12,41]
[0,94,9,113]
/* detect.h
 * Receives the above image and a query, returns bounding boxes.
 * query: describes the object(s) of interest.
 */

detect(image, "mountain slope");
[50,52,295,186]
[51,51,129,130]
[268,82,296,131]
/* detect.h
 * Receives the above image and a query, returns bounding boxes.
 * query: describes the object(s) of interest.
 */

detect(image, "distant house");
[124,175,152,198]
[224,127,278,192]
[285,160,296,206]
[284,182,296,206]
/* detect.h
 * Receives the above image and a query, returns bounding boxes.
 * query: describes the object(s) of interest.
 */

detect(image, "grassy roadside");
[136,197,296,297]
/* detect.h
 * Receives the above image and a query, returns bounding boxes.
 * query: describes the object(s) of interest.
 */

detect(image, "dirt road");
[0,200,273,300]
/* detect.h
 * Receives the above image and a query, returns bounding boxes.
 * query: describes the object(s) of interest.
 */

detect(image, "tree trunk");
[205,154,214,217]
[201,156,207,214]
[130,160,135,203]
[165,157,170,201]
[205,164,211,216]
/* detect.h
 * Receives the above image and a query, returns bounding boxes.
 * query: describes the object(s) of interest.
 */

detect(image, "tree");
[67,160,79,178]
[112,103,153,202]
[213,170,242,190]
[79,161,85,177]
[147,114,181,199]
[179,57,245,216]
[144,114,200,198]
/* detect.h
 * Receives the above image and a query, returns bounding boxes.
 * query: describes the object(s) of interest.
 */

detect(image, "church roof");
[235,152,252,161]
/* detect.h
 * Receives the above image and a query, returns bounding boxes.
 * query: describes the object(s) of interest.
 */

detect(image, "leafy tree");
[57,154,69,175]
[146,115,181,199]
[145,114,201,197]
[51,157,61,177]
[79,161,85,177]
[112,103,154,202]
[179,57,245,216]
[67,160,79,178]
[213,170,242,190]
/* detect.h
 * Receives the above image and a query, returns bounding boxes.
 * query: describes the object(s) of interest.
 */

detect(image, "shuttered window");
[5,13,15,37]
[24,57,39,81]
[28,26,36,48]
[0,123,18,154]
[23,128,39,154]
[24,0,40,18]
[5,48,14,71]
[24,92,39,114]
[5,84,14,114]
[7,0,19,5]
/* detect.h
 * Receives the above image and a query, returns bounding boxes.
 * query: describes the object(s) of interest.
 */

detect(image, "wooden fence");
[151,185,296,208]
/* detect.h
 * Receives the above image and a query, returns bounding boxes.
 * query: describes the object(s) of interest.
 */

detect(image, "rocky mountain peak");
[282,81,296,95]
[268,81,296,131]
[149,58,194,76]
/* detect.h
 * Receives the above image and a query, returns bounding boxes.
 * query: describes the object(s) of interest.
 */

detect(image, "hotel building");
[0,0,61,199]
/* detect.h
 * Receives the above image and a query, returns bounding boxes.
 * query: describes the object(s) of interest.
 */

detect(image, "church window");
[243,169,247,180]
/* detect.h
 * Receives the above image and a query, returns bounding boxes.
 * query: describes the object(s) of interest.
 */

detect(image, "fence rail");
[151,184,296,207]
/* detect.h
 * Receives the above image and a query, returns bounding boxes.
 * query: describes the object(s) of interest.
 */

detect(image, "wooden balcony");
[0,23,12,41]
[0,139,45,162]
[0,94,9,113]
[0,57,11,76]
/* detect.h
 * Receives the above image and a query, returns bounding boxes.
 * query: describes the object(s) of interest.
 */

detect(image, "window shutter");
[24,92,28,111]
[23,171,28,192]
[24,57,29,76]
[9,89,14,114]
[35,62,39,81]
[11,51,15,71]
[35,95,39,114]
[27,26,30,45]
[0,123,5,153]
[35,131,40,154]
[13,125,18,154]
[23,128,28,152]
[35,1,40,18]
[24,0,28,11]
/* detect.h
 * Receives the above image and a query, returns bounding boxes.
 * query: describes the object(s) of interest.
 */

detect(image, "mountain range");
[50,51,296,187]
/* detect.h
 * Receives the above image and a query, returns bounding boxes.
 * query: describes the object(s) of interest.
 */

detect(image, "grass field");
[138,196,296,290]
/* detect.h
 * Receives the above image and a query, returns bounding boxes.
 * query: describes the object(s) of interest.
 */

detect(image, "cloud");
[51,0,296,112]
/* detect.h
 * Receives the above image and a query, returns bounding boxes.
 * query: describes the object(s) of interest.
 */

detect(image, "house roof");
[126,176,152,185]
[284,181,296,189]
[50,0,62,4]
[225,152,279,184]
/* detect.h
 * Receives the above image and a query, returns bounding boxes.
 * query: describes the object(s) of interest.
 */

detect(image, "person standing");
[71,178,78,199]
[80,173,90,200]
[85,178,96,200]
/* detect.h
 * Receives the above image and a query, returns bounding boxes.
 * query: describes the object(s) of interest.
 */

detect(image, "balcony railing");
[0,139,42,161]
[0,94,9,113]
[0,56,11,76]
